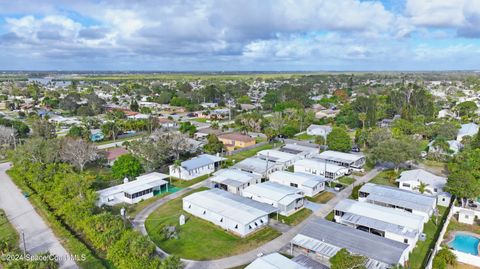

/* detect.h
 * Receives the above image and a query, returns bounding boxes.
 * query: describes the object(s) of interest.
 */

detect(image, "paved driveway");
[0,162,78,269]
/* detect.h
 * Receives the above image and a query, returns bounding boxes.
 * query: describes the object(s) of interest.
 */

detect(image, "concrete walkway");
[133,168,381,269]
[0,163,78,269]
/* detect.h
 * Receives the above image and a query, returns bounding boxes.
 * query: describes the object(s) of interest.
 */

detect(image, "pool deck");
[445,231,480,256]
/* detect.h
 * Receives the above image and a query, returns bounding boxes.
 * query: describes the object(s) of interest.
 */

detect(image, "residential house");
[396,169,447,196]
[358,183,436,220]
[97,172,169,206]
[280,142,319,158]
[290,218,409,269]
[218,133,256,151]
[294,159,349,180]
[269,171,327,197]
[245,253,309,269]
[256,149,302,169]
[306,124,332,138]
[169,154,226,180]
[334,199,424,251]
[105,147,129,166]
[182,189,277,237]
[210,168,261,195]
[233,156,282,178]
[313,150,366,170]
[242,182,305,216]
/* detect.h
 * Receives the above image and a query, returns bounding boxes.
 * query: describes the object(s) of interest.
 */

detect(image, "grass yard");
[170,174,211,188]
[191,118,208,123]
[337,176,355,185]
[145,188,281,260]
[0,209,18,248]
[272,208,312,226]
[407,206,448,269]
[226,143,278,164]
[325,211,335,221]
[369,169,399,187]
[294,133,315,141]
[307,191,335,203]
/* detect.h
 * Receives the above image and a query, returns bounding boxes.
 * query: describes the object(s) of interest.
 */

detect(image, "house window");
[220,218,223,222]
[203,210,206,215]
[249,225,252,229]
[260,219,264,224]
[404,239,408,244]
[188,205,191,209]
[465,215,469,219]
[402,183,411,188]
[434,188,438,192]
[235,224,238,229]
[290,183,298,188]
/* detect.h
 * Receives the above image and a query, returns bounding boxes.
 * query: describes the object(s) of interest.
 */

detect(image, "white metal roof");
[458,123,479,137]
[210,168,260,186]
[396,169,447,189]
[360,183,436,213]
[181,154,226,171]
[243,182,304,205]
[234,157,277,174]
[269,171,328,188]
[98,172,169,197]
[257,149,298,163]
[295,159,348,173]
[246,253,308,269]
[335,199,425,230]
[183,189,277,225]
[293,218,409,267]
[315,150,365,163]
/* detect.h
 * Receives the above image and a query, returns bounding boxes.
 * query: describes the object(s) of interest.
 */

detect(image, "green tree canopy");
[112,154,144,179]
[371,137,420,169]
[327,127,352,152]
[329,248,367,269]
[203,134,225,154]
[446,149,480,207]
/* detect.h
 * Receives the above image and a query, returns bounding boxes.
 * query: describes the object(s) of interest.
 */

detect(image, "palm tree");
[358,112,367,129]
[415,182,429,194]
[172,159,182,183]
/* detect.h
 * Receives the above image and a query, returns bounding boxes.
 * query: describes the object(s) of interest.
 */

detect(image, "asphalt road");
[0,162,78,269]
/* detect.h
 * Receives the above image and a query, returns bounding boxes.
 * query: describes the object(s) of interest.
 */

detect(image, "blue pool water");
[448,233,480,255]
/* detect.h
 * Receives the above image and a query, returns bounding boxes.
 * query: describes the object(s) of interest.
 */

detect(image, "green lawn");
[369,170,399,187]
[0,209,18,249]
[272,208,312,226]
[170,174,211,188]
[110,188,179,217]
[337,176,355,185]
[145,188,281,260]
[226,143,278,164]
[307,191,335,203]
[191,118,208,123]
[408,206,448,269]
[294,133,315,141]
[325,211,335,221]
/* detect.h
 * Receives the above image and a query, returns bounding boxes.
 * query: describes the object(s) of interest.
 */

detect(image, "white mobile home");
[233,156,282,178]
[97,172,169,206]
[334,199,424,250]
[269,171,327,197]
[246,253,309,269]
[182,189,277,237]
[210,168,261,195]
[396,169,447,196]
[242,182,305,216]
[291,218,410,269]
[313,150,366,170]
[294,159,349,180]
[169,154,225,180]
[358,183,436,221]
[306,124,332,137]
[280,143,319,158]
[256,149,302,169]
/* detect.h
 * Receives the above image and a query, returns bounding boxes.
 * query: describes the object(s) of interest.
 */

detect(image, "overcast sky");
[0,0,479,71]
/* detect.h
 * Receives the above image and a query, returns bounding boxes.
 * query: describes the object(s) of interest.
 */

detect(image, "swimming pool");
[448,233,480,255]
